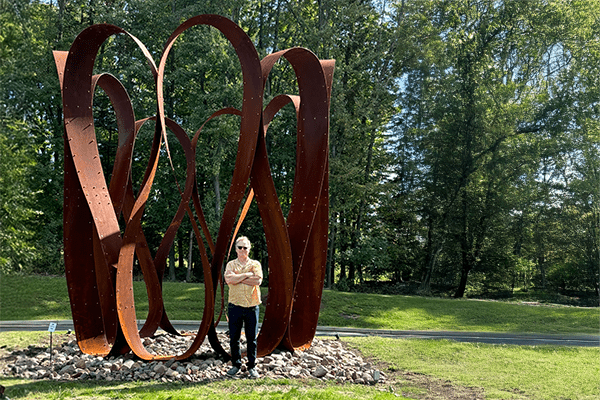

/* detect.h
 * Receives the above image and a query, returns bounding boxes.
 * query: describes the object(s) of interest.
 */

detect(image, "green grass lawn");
[1,331,598,400]
[0,377,409,400]
[1,274,598,335]
[318,290,598,334]
[1,274,599,399]
[346,336,600,400]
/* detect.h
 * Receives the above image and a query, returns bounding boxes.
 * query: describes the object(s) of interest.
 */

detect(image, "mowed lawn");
[1,274,597,335]
[1,274,599,400]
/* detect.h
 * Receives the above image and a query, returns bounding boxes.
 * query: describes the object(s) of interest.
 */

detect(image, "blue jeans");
[228,303,259,369]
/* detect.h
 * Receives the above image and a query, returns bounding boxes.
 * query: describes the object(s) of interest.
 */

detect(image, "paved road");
[2,320,598,347]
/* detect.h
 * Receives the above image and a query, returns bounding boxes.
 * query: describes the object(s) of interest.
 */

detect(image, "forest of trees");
[1,0,598,301]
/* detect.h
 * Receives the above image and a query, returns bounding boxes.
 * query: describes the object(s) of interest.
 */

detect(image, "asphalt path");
[1,320,598,347]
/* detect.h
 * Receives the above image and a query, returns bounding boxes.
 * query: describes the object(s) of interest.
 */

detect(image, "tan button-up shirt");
[225,258,263,307]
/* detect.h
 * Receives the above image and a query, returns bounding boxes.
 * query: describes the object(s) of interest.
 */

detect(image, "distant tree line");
[1,0,598,300]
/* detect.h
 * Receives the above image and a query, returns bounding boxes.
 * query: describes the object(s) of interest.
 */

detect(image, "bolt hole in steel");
[54,15,334,361]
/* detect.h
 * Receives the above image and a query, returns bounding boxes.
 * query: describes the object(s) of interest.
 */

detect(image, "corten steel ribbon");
[55,14,334,361]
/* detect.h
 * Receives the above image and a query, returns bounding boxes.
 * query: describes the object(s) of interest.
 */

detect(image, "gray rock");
[153,364,167,375]
[164,358,176,368]
[312,365,328,378]
[373,370,381,382]
[59,365,76,375]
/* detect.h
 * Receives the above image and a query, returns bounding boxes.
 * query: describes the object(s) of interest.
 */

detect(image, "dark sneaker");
[227,366,240,376]
[248,368,259,379]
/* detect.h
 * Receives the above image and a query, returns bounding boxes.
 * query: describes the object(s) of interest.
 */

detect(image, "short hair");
[235,236,251,249]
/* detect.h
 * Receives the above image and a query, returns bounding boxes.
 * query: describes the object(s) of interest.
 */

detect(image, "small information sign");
[48,322,57,333]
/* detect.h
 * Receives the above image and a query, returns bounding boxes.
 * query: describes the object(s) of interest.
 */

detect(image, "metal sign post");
[48,322,57,363]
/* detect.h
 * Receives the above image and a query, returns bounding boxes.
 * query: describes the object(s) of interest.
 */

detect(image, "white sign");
[48,322,57,333]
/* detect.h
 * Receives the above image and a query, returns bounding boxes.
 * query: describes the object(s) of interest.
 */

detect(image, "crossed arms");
[225,269,262,286]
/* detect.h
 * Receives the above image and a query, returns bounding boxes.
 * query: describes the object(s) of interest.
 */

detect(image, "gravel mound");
[1,331,386,385]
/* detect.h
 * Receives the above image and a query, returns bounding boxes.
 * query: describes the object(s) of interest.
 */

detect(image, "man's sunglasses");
[237,246,248,250]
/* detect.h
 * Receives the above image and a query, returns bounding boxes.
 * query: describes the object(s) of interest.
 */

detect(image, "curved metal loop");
[259,50,334,351]
[55,15,334,361]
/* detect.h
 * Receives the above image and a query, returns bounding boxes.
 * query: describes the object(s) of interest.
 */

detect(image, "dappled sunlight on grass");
[318,290,599,334]
[362,307,455,331]
[1,275,597,335]
[174,295,202,300]
[40,300,61,310]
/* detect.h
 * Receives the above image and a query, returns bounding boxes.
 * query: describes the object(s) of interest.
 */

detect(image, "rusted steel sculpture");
[54,15,334,361]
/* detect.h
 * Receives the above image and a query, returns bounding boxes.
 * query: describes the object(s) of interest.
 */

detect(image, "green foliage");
[0,0,597,301]
[0,120,42,273]
[382,0,600,298]
[1,1,66,274]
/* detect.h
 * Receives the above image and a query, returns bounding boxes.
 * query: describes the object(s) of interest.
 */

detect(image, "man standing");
[224,236,262,378]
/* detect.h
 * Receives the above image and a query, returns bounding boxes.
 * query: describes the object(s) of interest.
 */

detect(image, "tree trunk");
[456,178,494,299]
[213,173,221,217]
[454,264,471,298]
[214,139,222,217]
[186,230,194,282]
[169,246,176,282]
[538,255,547,289]
[419,207,444,295]
[419,240,443,295]
[338,211,347,282]
[177,237,185,280]
[57,0,65,41]
[455,201,472,298]
[326,219,336,288]
[339,261,346,283]
[348,259,355,284]
[350,120,377,286]
[258,0,264,51]
[88,0,95,25]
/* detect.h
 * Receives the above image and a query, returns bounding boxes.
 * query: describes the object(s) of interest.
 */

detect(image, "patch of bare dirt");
[363,356,485,400]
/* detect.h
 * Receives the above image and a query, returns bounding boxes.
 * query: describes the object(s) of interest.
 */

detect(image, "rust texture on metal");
[54,15,334,361]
